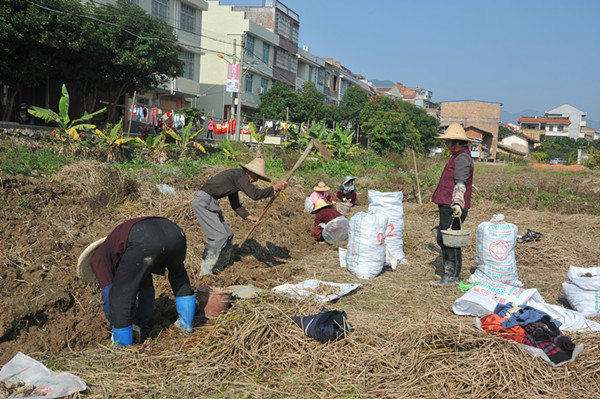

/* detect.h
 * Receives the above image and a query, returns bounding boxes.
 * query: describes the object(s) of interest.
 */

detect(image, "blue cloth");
[494,302,561,329]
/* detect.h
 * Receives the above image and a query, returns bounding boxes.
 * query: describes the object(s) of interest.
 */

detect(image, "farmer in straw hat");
[431,123,474,287]
[192,157,288,276]
[311,198,343,242]
[77,217,196,347]
[309,181,335,206]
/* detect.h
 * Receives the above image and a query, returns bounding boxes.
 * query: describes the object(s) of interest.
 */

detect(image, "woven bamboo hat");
[77,237,106,283]
[311,198,333,214]
[313,181,330,192]
[436,123,472,141]
[239,158,271,182]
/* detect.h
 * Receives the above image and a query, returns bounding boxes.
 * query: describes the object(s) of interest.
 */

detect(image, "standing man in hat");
[77,217,196,347]
[431,123,474,286]
[192,158,288,276]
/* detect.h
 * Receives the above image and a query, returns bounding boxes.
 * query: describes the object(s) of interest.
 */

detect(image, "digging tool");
[239,139,332,247]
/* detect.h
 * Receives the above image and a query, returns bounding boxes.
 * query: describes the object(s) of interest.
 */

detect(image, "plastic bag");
[322,216,349,244]
[0,352,88,399]
[562,266,600,317]
[303,196,314,213]
[345,212,388,279]
[156,183,176,195]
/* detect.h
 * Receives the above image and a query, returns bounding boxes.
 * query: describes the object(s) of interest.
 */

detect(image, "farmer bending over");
[337,176,357,206]
[77,217,196,347]
[192,157,288,276]
[431,123,474,287]
[312,198,344,242]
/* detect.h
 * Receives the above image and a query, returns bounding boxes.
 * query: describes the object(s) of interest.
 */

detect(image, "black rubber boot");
[213,242,232,274]
[431,248,458,286]
[454,248,462,280]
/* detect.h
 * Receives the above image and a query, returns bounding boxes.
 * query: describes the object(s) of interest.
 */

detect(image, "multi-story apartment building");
[545,104,587,140]
[96,0,209,114]
[296,46,326,93]
[198,1,279,122]
[233,0,300,88]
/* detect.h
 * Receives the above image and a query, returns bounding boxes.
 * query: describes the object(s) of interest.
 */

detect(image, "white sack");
[345,212,388,279]
[367,190,407,265]
[272,279,361,303]
[322,215,350,244]
[562,266,600,317]
[469,214,522,286]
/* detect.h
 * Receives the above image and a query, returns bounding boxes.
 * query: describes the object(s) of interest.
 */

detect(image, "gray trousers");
[192,190,234,252]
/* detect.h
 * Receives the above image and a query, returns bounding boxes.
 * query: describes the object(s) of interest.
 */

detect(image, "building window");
[287,54,292,71]
[261,78,268,93]
[179,51,194,80]
[308,66,313,82]
[152,0,168,23]
[246,36,255,58]
[245,73,253,92]
[317,69,324,85]
[262,43,270,63]
[325,71,330,88]
[180,4,196,33]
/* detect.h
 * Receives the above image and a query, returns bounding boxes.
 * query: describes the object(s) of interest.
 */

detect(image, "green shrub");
[0,146,70,175]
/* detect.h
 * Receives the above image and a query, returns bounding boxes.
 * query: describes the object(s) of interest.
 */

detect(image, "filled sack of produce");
[367,190,407,267]
[304,196,314,213]
[469,214,522,286]
[562,266,600,317]
[322,215,350,244]
[345,212,388,279]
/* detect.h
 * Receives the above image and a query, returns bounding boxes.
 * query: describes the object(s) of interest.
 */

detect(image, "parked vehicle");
[549,158,566,165]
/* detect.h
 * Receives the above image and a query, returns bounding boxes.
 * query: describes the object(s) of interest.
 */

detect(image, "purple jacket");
[431,147,473,209]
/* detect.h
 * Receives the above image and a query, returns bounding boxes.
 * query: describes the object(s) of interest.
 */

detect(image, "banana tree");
[135,130,169,164]
[91,119,137,162]
[28,84,106,153]
[249,122,266,156]
[221,138,247,162]
[163,122,205,159]
[328,123,360,159]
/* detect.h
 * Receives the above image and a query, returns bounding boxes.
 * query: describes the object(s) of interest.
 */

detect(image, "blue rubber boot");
[174,295,196,334]
[112,325,134,347]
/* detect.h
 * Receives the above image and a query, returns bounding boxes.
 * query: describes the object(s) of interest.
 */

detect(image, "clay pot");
[197,287,233,318]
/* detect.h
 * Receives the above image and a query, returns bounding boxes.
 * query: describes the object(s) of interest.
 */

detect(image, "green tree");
[498,125,512,139]
[360,96,423,153]
[0,0,97,120]
[257,81,299,121]
[340,86,369,128]
[91,0,183,121]
[295,81,326,122]
[396,100,439,152]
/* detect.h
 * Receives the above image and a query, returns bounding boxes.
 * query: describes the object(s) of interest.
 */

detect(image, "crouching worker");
[337,176,357,206]
[311,199,349,244]
[192,157,288,276]
[77,217,196,347]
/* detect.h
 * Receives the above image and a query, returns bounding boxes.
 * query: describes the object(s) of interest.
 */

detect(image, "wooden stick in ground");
[412,149,422,205]
[239,140,319,247]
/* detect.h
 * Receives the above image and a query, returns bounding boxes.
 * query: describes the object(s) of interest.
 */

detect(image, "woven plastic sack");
[469,214,521,286]
[345,212,388,279]
[367,190,407,265]
[322,215,349,244]
[562,266,600,317]
[303,196,313,213]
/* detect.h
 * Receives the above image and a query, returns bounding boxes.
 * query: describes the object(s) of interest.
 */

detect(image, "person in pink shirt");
[309,181,334,206]
[207,118,214,139]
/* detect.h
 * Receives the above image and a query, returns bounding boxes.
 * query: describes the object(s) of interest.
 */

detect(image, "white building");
[545,104,587,139]
[198,1,279,123]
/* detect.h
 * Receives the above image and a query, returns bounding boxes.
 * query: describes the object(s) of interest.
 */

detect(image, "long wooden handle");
[239,141,316,247]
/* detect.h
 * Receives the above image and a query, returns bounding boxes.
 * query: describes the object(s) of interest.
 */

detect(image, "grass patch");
[0,145,71,176]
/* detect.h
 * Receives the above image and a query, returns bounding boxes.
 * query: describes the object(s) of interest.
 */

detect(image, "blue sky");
[217,0,600,125]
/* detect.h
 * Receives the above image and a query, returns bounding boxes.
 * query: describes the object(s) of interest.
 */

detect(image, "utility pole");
[234,34,245,141]
[230,39,237,141]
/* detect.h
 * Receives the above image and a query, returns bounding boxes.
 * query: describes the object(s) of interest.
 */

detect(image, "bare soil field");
[1,134,600,398]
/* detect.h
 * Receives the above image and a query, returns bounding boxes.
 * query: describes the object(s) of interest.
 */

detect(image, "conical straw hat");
[311,198,333,214]
[77,237,106,283]
[239,158,271,182]
[436,123,472,141]
[313,181,330,192]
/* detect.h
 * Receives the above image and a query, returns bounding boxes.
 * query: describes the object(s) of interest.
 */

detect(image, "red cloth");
[479,313,526,344]
[312,207,342,241]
